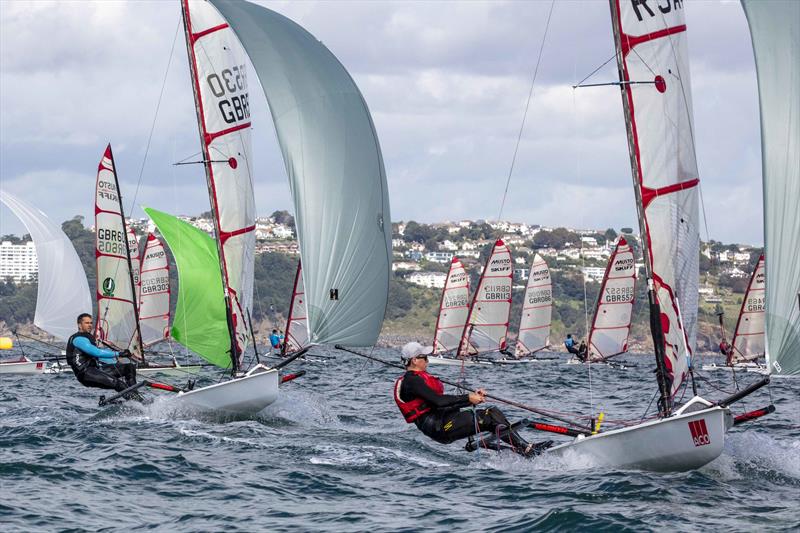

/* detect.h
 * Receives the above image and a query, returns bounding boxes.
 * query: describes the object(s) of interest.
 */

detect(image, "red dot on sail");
[654,75,667,93]
[228,157,238,169]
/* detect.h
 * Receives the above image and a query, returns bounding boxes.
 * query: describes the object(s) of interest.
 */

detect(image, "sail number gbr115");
[207,65,250,125]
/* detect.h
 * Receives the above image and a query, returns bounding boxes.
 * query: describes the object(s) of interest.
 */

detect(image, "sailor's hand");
[468,390,486,405]
[119,349,132,359]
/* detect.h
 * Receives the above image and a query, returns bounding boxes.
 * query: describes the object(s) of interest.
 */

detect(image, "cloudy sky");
[0,0,763,244]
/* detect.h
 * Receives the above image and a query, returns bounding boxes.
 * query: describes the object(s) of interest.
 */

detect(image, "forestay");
[515,254,552,356]
[0,191,92,340]
[145,207,231,368]
[182,0,255,361]
[587,238,636,361]
[94,145,141,355]
[283,260,308,354]
[139,233,171,347]
[433,257,470,354]
[612,0,700,395]
[210,0,392,347]
[741,0,800,376]
[458,239,513,356]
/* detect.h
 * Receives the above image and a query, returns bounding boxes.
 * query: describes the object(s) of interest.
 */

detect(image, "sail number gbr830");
[206,65,250,125]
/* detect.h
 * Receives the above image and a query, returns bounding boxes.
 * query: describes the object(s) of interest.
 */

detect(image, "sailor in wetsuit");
[66,313,137,392]
[393,342,550,456]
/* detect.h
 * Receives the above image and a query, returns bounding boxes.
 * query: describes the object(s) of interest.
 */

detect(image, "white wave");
[309,444,449,468]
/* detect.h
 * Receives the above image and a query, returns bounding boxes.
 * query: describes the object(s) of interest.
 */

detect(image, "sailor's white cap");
[402,342,434,359]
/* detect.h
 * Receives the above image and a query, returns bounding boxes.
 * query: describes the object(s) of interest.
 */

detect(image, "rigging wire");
[495,0,556,222]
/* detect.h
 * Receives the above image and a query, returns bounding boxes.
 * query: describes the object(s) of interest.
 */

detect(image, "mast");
[608,0,671,415]
[106,146,146,363]
[180,0,240,374]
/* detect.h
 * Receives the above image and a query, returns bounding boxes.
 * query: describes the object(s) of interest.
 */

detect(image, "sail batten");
[458,239,513,356]
[611,0,700,397]
[0,192,92,341]
[741,0,800,376]
[209,0,392,347]
[587,238,636,361]
[515,254,552,356]
[433,257,470,354]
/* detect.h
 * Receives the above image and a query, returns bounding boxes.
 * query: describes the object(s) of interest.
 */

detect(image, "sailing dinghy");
[281,260,308,356]
[428,257,491,366]
[703,255,766,372]
[581,237,637,365]
[0,191,92,374]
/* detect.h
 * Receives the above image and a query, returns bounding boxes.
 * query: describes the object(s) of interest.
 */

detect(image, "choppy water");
[1,345,798,532]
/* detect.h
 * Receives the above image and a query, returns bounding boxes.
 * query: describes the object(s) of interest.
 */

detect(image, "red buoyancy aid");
[394,371,445,423]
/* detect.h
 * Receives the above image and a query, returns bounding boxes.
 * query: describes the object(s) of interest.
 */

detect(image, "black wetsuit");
[66,332,136,392]
[399,371,529,449]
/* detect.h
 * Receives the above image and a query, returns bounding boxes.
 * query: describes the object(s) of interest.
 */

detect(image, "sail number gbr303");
[206,65,250,125]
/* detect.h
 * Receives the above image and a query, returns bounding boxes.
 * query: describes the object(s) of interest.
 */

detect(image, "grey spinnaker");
[210,0,392,347]
[742,0,800,376]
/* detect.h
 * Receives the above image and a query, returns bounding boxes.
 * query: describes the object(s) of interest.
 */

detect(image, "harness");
[394,371,444,423]
[65,332,98,374]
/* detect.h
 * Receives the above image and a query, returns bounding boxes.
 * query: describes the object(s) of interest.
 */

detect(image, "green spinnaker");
[144,207,231,369]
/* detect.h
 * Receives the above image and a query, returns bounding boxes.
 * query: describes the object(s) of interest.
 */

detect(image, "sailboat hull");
[0,360,49,375]
[170,366,279,415]
[427,355,493,367]
[545,401,731,472]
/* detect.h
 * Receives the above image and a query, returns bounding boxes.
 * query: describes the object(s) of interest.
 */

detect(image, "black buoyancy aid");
[66,331,98,373]
[394,371,445,423]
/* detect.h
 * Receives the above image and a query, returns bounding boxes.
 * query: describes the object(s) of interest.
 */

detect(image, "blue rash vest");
[72,336,119,365]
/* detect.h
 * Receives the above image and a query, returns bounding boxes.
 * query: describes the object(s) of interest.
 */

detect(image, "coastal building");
[582,266,606,281]
[0,240,38,282]
[424,251,454,264]
[406,271,447,289]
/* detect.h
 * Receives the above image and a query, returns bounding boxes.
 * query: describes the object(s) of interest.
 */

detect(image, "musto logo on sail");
[614,257,634,272]
[102,277,116,297]
[207,64,250,125]
[484,285,510,301]
[688,419,710,447]
[489,257,511,274]
[97,180,118,202]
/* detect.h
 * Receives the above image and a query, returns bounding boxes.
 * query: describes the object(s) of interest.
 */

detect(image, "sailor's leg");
[119,362,137,387]
[78,367,127,391]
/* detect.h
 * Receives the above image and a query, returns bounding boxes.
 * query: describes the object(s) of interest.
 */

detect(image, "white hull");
[701,362,762,372]
[427,355,493,367]
[0,360,49,374]
[169,365,279,415]
[545,398,732,472]
[493,357,558,365]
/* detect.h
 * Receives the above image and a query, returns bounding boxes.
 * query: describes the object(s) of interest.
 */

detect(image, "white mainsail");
[433,257,470,354]
[730,255,765,364]
[127,227,141,308]
[182,0,256,366]
[515,253,552,356]
[283,260,308,354]
[94,145,142,356]
[0,191,92,340]
[587,237,637,361]
[138,233,171,347]
[741,0,799,377]
[458,239,513,356]
[611,0,700,397]
[210,0,392,347]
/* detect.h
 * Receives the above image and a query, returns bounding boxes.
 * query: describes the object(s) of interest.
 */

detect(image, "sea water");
[1,346,798,531]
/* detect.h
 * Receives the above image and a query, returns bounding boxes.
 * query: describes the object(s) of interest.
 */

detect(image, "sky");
[0,0,764,245]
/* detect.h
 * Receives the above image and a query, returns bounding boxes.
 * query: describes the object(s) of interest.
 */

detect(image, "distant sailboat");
[457,239,513,358]
[513,253,553,358]
[585,237,637,363]
[0,191,92,374]
[281,260,308,356]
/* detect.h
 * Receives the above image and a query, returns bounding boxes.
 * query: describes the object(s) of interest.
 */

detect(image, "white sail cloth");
[210,0,392,347]
[433,257,470,354]
[138,233,171,346]
[731,255,766,363]
[741,0,800,376]
[0,191,92,340]
[588,238,636,361]
[515,254,552,356]
[284,261,308,353]
[614,0,700,395]
[183,0,256,359]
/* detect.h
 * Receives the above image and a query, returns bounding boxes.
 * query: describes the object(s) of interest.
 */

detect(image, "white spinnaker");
[127,227,141,309]
[0,191,92,341]
[210,0,392,347]
[613,0,700,396]
[741,0,800,376]
[587,238,637,361]
[458,240,513,356]
[182,0,255,361]
[433,257,470,354]
[138,233,171,347]
[94,145,139,353]
[515,254,552,356]
[283,260,308,354]
[730,255,765,363]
